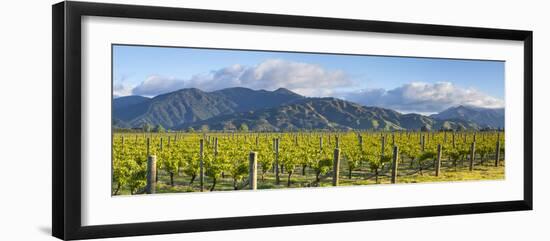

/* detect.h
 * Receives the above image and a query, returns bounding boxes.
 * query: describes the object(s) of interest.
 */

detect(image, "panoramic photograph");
[111,45,505,195]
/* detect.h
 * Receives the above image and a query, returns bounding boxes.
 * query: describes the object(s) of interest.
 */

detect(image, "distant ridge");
[113,87,302,129]
[431,105,504,129]
[113,87,503,131]
[179,98,482,131]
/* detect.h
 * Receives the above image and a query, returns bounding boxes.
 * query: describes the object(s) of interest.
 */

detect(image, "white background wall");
[0,0,547,240]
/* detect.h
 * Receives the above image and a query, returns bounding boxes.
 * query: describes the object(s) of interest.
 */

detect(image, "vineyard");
[112,131,505,195]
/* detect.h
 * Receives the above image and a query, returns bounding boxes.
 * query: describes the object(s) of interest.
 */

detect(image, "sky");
[113,44,505,114]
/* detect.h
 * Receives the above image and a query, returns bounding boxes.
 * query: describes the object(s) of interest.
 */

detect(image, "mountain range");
[430,105,504,129]
[113,87,504,131]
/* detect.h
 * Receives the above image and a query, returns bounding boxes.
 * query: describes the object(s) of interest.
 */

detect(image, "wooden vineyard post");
[160,137,163,151]
[495,139,501,167]
[146,137,159,183]
[295,135,298,146]
[275,138,280,185]
[272,138,276,174]
[146,155,157,194]
[358,134,363,150]
[335,136,340,149]
[121,135,124,151]
[381,135,386,158]
[452,132,456,148]
[146,137,150,156]
[391,133,395,146]
[199,139,204,192]
[214,137,218,156]
[332,148,341,186]
[319,136,323,151]
[435,144,442,176]
[256,135,259,147]
[391,145,399,184]
[469,141,476,171]
[249,152,258,190]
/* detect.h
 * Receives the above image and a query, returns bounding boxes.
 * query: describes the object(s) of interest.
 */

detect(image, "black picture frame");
[52,1,533,240]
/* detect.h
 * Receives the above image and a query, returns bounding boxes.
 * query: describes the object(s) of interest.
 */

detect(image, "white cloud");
[115,62,503,115]
[131,75,185,97]
[117,59,351,97]
[238,59,350,96]
[344,82,504,113]
[113,83,133,98]
[185,64,247,92]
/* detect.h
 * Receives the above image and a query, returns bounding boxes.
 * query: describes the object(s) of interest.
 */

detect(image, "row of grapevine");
[112,131,505,195]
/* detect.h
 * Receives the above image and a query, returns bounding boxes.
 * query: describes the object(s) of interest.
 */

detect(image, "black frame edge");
[52,1,65,240]
[65,0,85,239]
[67,1,531,40]
[523,32,533,210]
[75,201,529,240]
[52,1,534,240]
